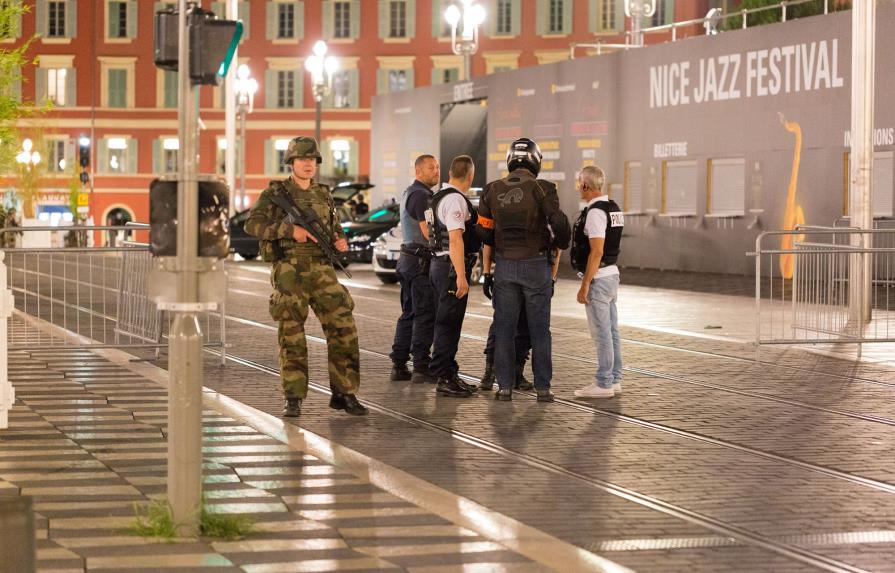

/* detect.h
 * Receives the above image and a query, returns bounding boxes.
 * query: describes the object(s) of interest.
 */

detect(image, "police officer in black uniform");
[476,138,571,402]
[427,155,481,397]
[389,155,440,384]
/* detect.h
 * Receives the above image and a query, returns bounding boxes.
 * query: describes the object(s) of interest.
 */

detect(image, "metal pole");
[315,96,322,146]
[239,105,247,210]
[169,0,204,537]
[849,0,875,324]
[224,0,238,214]
[463,53,471,81]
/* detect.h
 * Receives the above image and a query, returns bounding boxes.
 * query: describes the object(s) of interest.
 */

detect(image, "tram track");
[215,315,876,573]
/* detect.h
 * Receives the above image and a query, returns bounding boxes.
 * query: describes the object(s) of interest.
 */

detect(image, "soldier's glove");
[483,273,494,300]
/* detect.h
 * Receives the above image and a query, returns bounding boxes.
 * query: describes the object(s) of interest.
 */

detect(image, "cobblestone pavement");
[1,320,557,573]
[8,258,895,571]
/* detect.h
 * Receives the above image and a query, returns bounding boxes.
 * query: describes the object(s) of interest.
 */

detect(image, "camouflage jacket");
[245,177,345,262]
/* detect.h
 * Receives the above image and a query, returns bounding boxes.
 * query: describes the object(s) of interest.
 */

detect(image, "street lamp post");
[445,0,486,81]
[304,40,338,145]
[234,64,258,212]
[16,138,41,219]
[624,0,657,47]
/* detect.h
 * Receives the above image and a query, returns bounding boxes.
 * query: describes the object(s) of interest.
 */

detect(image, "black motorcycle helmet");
[506,137,543,176]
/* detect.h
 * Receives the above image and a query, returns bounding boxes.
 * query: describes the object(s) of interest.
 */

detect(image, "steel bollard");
[0,496,36,573]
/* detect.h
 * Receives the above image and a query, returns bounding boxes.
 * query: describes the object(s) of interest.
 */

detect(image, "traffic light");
[78,136,90,168]
[153,5,243,86]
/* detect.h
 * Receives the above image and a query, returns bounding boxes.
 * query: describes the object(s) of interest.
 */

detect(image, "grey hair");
[579,165,605,192]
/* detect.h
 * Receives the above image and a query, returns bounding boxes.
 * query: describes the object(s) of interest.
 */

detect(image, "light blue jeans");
[585,275,622,388]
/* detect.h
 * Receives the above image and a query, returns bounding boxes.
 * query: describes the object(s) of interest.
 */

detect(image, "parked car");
[332,181,374,223]
[342,203,400,264]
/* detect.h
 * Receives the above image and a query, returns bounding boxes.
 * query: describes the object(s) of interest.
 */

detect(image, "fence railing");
[750,227,895,354]
[2,225,226,364]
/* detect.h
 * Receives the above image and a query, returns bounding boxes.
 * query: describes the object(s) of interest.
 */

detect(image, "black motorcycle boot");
[514,362,534,391]
[283,397,302,417]
[411,364,437,384]
[479,355,495,391]
[389,362,412,382]
[436,377,474,397]
[329,393,369,416]
[495,387,513,401]
[454,373,478,393]
[536,388,555,402]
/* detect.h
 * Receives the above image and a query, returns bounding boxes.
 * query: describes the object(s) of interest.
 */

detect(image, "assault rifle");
[269,188,352,279]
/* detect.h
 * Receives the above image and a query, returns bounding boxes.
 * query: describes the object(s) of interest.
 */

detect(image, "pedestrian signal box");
[154,5,243,86]
[149,177,230,258]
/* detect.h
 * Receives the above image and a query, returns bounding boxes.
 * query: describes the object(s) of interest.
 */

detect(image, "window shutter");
[64,67,76,106]
[264,139,274,175]
[152,139,161,174]
[406,0,415,38]
[164,71,177,108]
[211,2,223,16]
[11,74,21,102]
[485,0,496,36]
[431,68,441,85]
[296,0,304,38]
[127,139,138,173]
[264,69,275,108]
[348,69,359,108]
[588,0,597,33]
[238,1,250,39]
[36,68,48,103]
[320,139,332,178]
[404,67,414,90]
[126,1,138,38]
[66,0,77,38]
[510,0,521,35]
[613,0,623,31]
[11,7,21,38]
[664,0,674,25]
[348,140,359,177]
[323,0,334,39]
[350,0,360,39]
[292,69,303,109]
[97,139,109,174]
[562,0,573,34]
[265,1,275,40]
[107,3,117,37]
[376,68,387,94]
[36,0,47,36]
[378,0,387,39]
[536,0,546,35]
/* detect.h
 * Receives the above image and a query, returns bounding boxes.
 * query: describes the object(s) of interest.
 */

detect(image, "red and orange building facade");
[6,0,711,226]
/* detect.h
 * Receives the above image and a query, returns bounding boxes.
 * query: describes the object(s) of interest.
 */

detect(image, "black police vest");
[429,187,481,256]
[571,200,623,273]
[487,172,553,260]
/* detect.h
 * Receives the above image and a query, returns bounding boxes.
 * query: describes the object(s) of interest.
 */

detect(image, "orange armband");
[477,216,494,229]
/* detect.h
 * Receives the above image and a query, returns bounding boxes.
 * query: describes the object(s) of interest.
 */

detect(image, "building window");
[662,160,698,216]
[330,139,351,178]
[548,0,564,34]
[496,0,512,34]
[600,0,616,30]
[623,161,643,213]
[334,1,351,38]
[107,68,127,108]
[707,158,745,217]
[101,137,134,174]
[389,70,408,92]
[276,70,295,108]
[277,2,294,39]
[331,70,352,108]
[109,1,127,38]
[47,0,66,37]
[274,139,291,174]
[46,139,68,173]
[389,0,406,37]
[651,0,669,26]
[46,68,67,105]
[162,138,178,173]
[216,138,242,176]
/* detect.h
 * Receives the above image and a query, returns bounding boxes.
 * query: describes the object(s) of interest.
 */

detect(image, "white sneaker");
[612,382,622,395]
[574,383,615,398]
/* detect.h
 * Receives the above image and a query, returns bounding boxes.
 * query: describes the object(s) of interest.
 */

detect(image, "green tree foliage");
[723,0,851,31]
[0,1,36,175]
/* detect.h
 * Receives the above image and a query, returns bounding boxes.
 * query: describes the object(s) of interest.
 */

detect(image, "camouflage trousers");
[269,256,360,398]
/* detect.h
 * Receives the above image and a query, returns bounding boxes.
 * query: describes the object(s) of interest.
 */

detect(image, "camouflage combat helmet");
[283,136,323,165]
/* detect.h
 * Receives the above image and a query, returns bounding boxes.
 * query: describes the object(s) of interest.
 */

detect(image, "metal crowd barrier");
[750,226,895,355]
[1,225,227,364]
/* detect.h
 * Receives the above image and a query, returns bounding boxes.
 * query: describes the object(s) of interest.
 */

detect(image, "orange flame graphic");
[779,112,805,279]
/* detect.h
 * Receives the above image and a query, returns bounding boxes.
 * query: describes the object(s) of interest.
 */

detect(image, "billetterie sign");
[649,39,844,108]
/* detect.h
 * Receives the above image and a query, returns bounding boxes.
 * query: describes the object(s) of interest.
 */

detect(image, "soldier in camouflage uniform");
[245,136,368,417]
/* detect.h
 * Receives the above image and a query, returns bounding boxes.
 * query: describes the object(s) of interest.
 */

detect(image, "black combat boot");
[514,362,533,391]
[389,362,412,382]
[283,397,302,417]
[329,393,369,416]
[479,355,495,391]
[436,376,474,397]
[536,388,555,403]
[495,387,513,401]
[411,365,437,384]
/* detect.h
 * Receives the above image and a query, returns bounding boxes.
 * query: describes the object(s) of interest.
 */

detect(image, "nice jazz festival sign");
[649,39,844,108]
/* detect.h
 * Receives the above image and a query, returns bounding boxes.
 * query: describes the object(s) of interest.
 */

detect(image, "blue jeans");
[585,275,622,388]
[493,255,553,391]
[390,254,435,367]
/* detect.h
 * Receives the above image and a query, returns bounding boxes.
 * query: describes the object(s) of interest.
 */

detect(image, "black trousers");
[389,254,436,367]
[428,257,471,379]
[484,306,531,365]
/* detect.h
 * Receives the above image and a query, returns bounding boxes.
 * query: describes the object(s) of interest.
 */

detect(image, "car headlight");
[350,234,372,244]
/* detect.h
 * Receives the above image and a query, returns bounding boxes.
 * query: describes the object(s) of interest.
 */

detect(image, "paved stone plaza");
[4,261,895,572]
